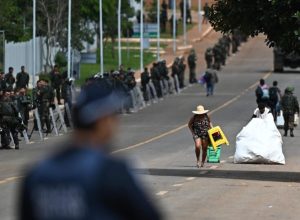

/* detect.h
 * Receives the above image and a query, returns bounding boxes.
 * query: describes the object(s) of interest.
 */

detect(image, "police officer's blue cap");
[73,79,123,127]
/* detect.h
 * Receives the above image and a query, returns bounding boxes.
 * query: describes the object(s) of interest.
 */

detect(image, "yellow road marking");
[113,71,272,154]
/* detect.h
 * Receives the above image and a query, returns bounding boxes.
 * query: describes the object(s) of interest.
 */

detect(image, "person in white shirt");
[252,102,273,119]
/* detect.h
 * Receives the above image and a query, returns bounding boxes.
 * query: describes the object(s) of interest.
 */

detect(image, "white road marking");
[186,177,195,181]
[0,176,23,185]
[172,184,183,187]
[156,191,168,196]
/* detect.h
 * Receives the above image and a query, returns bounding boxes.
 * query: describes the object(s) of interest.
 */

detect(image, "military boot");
[284,130,288,137]
[290,129,294,137]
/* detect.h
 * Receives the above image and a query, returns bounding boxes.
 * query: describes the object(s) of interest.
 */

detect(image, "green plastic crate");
[207,146,221,163]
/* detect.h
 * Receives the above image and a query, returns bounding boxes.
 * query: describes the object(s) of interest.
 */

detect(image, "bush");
[38,72,51,82]
[54,51,67,68]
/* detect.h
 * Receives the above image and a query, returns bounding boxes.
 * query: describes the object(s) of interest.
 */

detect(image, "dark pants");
[189,66,197,84]
[54,86,61,104]
[1,126,19,147]
[270,102,278,122]
[284,113,294,132]
[38,103,51,132]
[206,83,214,96]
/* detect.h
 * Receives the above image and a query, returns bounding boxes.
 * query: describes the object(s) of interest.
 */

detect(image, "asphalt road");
[1,35,300,220]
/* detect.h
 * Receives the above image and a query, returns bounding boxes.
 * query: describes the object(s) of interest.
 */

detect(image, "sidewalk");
[135,11,220,80]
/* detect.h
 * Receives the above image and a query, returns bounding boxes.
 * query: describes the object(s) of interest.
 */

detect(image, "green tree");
[81,0,136,58]
[208,0,300,53]
[0,0,31,42]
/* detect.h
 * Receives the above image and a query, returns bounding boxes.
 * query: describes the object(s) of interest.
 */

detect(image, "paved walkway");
[135,10,220,79]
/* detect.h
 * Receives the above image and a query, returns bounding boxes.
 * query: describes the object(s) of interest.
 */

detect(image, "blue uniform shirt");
[20,145,161,220]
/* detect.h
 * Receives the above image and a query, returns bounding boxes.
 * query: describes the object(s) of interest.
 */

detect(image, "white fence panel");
[5,37,43,76]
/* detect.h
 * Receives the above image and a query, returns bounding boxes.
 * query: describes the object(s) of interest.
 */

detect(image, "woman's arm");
[208,115,213,128]
[188,116,195,135]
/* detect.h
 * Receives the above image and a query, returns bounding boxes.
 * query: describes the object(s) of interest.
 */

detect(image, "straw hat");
[192,105,209,115]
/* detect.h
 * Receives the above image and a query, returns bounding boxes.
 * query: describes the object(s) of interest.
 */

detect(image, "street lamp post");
[198,0,202,32]
[118,0,122,67]
[183,0,187,46]
[67,0,72,78]
[0,30,5,73]
[173,0,176,54]
[157,0,160,61]
[140,0,144,72]
[99,0,104,74]
[32,0,36,87]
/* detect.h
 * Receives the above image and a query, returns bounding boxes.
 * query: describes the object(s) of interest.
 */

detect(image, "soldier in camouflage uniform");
[0,90,21,149]
[16,87,32,128]
[280,87,299,137]
[205,48,214,69]
[50,65,63,105]
[141,67,151,101]
[4,67,15,90]
[151,62,162,98]
[178,57,186,88]
[188,49,197,84]
[213,45,222,70]
[32,79,54,133]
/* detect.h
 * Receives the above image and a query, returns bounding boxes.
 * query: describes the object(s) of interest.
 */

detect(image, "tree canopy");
[0,0,136,47]
[208,0,300,53]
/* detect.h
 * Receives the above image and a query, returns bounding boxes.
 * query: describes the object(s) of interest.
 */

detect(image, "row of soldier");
[205,31,248,70]
[0,73,73,150]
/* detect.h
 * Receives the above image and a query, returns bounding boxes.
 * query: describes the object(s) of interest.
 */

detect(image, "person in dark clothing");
[268,81,281,122]
[50,65,63,105]
[16,87,32,127]
[141,67,151,101]
[0,90,20,149]
[188,49,197,84]
[203,2,210,24]
[5,67,15,90]
[0,72,7,93]
[19,80,162,220]
[280,87,299,137]
[16,66,30,89]
[161,0,168,33]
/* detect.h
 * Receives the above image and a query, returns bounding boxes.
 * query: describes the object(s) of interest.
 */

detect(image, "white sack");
[234,114,285,164]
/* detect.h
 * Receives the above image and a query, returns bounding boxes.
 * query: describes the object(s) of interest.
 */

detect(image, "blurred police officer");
[19,80,162,220]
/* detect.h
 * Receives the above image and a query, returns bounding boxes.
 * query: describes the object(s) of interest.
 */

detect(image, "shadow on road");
[134,168,300,183]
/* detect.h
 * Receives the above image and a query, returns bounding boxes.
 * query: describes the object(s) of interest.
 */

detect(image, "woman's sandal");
[201,162,204,167]
[197,161,201,168]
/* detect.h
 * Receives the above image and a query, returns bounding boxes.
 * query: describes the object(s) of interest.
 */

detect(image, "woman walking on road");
[188,105,213,168]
